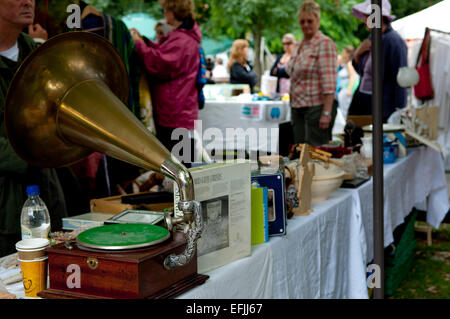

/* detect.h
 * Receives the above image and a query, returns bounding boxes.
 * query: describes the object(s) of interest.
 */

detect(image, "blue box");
[383,143,399,164]
[251,172,286,236]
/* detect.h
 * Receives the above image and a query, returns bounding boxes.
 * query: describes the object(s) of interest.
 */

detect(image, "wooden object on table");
[293,144,314,216]
[415,106,438,140]
[37,231,208,299]
[90,191,173,215]
[347,115,372,128]
[295,144,345,168]
[399,107,442,153]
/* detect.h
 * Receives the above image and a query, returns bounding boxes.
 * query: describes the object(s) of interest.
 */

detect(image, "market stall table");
[178,189,368,299]
[179,146,449,298]
[197,100,290,155]
[343,146,449,264]
[2,147,448,299]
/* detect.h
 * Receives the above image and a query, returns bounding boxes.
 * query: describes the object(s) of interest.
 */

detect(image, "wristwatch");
[322,111,331,117]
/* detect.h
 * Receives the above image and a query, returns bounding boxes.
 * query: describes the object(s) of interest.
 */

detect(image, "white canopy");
[392,0,450,39]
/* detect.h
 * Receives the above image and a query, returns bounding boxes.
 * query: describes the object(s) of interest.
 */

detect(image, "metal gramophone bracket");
[164,200,203,270]
[160,159,203,270]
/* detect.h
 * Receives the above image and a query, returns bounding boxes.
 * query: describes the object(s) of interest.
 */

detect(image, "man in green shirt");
[0,0,67,257]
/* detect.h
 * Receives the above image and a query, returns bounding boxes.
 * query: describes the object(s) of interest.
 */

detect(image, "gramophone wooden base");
[38,274,209,299]
[38,232,208,299]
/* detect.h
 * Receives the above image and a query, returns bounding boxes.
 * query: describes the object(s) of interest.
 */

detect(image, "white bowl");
[310,162,345,203]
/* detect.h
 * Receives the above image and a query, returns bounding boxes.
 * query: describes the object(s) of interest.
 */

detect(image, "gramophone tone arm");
[164,200,203,270]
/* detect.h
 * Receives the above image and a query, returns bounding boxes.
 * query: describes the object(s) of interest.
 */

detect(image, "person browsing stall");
[337,46,358,119]
[270,33,296,94]
[228,39,258,94]
[131,0,201,153]
[348,0,407,123]
[286,0,338,146]
[0,0,67,257]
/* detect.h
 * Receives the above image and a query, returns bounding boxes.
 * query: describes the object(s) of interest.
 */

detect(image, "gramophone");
[5,32,207,298]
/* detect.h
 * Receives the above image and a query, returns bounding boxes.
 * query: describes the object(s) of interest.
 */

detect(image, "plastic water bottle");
[20,185,51,240]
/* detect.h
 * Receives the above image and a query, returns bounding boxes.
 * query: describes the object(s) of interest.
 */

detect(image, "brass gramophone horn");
[4,32,201,269]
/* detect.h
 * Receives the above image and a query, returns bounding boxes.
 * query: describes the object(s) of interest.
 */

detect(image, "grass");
[389,223,450,299]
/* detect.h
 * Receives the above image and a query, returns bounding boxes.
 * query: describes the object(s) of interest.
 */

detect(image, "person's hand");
[346,88,352,97]
[354,39,371,62]
[319,113,332,130]
[28,24,48,41]
[357,39,371,54]
[130,28,143,43]
[148,172,165,186]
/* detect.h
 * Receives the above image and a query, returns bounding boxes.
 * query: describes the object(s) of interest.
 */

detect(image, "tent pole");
[372,0,384,299]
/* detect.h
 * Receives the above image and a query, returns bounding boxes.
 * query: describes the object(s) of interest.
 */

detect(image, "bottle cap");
[26,185,40,196]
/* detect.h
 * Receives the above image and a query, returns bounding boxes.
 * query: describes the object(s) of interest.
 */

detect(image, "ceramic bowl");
[310,162,345,203]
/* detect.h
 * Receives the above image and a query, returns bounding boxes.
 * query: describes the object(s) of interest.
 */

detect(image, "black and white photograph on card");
[197,195,229,256]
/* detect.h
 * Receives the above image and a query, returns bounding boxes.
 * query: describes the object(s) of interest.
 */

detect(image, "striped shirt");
[286,31,337,108]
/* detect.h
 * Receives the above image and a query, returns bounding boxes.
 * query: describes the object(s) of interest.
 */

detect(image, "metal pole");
[371,0,384,299]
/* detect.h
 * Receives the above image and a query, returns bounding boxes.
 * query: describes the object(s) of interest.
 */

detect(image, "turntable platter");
[76,224,170,251]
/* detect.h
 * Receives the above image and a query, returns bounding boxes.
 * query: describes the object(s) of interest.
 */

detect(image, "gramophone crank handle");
[163,200,203,270]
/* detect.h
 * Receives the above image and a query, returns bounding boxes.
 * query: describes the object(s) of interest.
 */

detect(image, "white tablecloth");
[197,100,290,154]
[344,146,449,264]
[179,189,368,299]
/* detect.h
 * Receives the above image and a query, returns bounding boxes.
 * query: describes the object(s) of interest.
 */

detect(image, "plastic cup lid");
[16,238,50,251]
[18,256,48,262]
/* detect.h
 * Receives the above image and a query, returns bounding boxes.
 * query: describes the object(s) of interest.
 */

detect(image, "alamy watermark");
[63,262,382,290]
[169,120,280,165]
[367,263,381,289]
[66,4,81,29]
[366,4,383,29]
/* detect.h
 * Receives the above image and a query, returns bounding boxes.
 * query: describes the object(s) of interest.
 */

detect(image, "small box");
[174,161,252,273]
[90,191,173,215]
[62,212,115,230]
[385,132,406,158]
[251,186,269,245]
[251,171,286,236]
[104,210,165,226]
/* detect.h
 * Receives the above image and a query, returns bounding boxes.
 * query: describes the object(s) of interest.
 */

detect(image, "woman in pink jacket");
[131,0,201,154]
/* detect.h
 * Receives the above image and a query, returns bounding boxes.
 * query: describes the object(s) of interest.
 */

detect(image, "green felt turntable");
[76,224,170,251]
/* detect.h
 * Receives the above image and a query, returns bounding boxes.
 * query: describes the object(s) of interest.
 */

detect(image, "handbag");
[197,47,207,110]
[414,28,434,100]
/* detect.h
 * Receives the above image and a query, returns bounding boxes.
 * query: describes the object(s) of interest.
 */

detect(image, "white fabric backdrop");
[395,25,450,170]
[392,0,450,40]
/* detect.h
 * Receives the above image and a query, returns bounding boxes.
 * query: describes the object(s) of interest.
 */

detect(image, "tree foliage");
[391,0,443,20]
[43,0,443,76]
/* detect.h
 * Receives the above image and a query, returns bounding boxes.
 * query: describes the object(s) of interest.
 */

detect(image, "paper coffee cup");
[16,238,50,297]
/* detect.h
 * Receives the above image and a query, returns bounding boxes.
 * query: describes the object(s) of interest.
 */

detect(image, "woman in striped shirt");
[286,0,338,146]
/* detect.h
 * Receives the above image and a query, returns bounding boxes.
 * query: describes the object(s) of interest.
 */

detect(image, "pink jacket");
[135,23,202,130]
